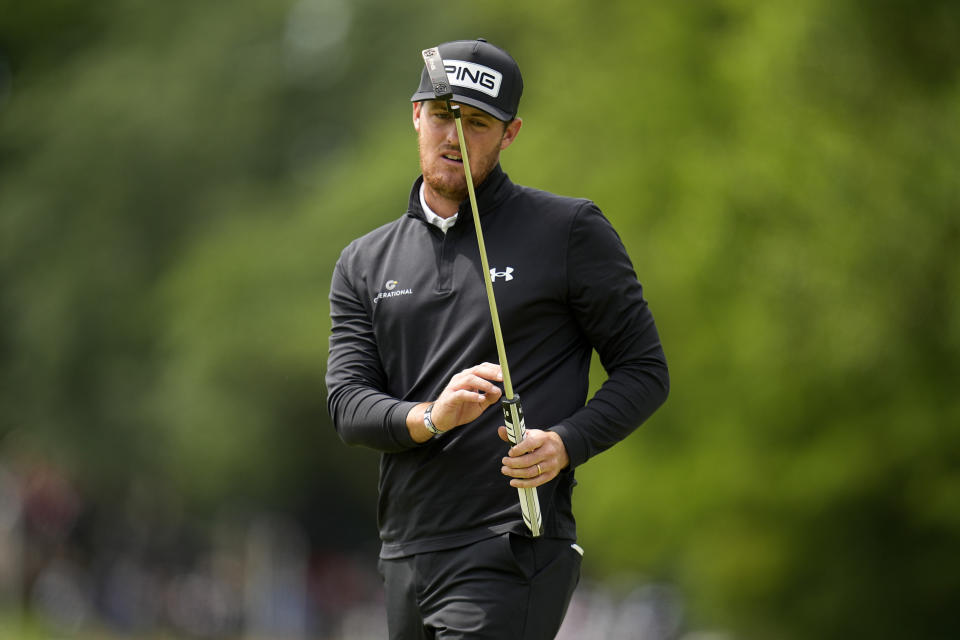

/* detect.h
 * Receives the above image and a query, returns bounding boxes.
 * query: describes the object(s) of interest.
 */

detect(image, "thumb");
[497,426,510,443]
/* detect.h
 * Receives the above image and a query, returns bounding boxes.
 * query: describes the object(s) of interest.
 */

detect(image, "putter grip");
[501,395,526,445]
[502,395,543,537]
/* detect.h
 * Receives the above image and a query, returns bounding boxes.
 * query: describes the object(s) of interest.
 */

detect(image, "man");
[326,39,669,639]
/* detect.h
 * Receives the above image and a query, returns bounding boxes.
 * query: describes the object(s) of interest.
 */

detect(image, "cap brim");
[411,90,514,122]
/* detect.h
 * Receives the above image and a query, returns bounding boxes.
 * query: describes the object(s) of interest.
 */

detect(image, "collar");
[407,164,513,225]
[419,183,458,234]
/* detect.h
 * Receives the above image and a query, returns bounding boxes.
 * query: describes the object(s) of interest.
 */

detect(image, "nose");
[444,119,460,146]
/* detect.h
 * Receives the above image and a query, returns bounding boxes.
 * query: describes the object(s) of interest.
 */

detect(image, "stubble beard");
[421,162,467,204]
[418,137,498,206]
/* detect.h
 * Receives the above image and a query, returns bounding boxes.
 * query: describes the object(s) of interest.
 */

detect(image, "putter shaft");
[421,46,542,537]
[451,105,543,537]
[451,107,514,398]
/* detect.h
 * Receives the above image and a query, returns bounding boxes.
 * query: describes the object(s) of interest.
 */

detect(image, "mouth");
[441,152,463,164]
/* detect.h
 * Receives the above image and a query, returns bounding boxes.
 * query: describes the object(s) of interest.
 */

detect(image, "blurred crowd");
[0,455,725,640]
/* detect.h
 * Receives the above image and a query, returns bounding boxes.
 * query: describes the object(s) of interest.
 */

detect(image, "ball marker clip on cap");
[413,39,523,121]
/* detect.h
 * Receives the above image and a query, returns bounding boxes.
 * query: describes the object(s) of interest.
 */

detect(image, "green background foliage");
[2,0,958,637]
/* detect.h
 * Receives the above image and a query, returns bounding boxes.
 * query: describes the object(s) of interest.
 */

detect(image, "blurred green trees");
[1,0,958,638]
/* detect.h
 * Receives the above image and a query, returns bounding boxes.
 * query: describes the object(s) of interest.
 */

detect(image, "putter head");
[421,47,453,102]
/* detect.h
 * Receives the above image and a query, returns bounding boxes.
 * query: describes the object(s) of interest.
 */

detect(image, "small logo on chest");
[490,267,514,282]
[374,279,413,304]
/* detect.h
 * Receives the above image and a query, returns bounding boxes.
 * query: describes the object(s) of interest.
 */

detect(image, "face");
[413,100,522,212]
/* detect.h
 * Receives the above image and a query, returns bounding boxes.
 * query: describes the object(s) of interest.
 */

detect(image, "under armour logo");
[490,267,514,282]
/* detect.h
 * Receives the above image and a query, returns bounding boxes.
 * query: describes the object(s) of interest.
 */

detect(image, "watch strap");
[423,403,445,437]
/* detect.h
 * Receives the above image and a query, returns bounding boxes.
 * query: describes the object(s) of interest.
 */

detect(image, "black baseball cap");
[411,39,523,121]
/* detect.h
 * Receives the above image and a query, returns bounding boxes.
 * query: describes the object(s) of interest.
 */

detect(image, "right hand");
[430,362,504,432]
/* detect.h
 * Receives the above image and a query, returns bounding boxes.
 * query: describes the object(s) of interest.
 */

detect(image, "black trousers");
[378,533,582,640]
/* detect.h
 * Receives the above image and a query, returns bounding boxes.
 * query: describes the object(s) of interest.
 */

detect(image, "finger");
[484,387,503,408]
[450,389,489,404]
[479,383,503,403]
[497,426,510,443]
[451,374,501,397]
[507,432,543,457]
[509,474,552,489]
[503,463,554,488]
[472,362,503,381]
[501,449,545,470]
[500,461,544,480]
[469,386,503,410]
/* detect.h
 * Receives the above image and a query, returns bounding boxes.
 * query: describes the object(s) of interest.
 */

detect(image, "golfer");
[326,39,669,639]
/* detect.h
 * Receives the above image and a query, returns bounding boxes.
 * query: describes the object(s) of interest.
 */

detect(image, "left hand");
[498,427,569,488]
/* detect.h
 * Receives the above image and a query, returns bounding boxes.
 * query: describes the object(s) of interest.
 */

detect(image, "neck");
[422,184,461,218]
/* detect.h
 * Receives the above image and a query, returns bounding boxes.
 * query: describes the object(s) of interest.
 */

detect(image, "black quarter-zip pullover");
[326,165,669,558]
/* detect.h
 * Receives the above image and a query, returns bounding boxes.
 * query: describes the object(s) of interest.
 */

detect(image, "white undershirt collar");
[419,183,459,234]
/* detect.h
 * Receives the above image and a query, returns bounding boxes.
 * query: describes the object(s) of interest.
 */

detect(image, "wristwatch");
[423,403,445,437]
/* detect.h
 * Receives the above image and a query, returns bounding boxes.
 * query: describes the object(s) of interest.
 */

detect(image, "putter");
[421,46,543,537]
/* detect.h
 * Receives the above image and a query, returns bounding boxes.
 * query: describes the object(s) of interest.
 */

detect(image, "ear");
[413,102,422,131]
[499,117,522,150]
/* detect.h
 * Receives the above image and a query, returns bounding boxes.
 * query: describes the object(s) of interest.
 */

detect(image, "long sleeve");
[324,170,668,552]
[549,203,670,468]
[325,253,420,453]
